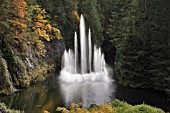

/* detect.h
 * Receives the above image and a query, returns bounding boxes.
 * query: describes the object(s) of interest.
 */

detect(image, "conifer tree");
[97,0,114,37]
[146,0,170,91]
[7,0,27,42]
[112,0,170,95]
[37,0,79,48]
[78,0,103,46]
[0,0,10,38]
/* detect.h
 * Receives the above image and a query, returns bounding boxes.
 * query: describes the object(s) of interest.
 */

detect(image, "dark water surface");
[0,76,169,113]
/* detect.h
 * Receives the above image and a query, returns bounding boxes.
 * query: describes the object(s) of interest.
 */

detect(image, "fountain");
[59,15,111,83]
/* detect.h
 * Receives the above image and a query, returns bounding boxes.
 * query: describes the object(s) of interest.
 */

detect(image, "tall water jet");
[80,15,87,74]
[74,32,78,73]
[62,49,75,73]
[88,28,92,72]
[60,15,111,83]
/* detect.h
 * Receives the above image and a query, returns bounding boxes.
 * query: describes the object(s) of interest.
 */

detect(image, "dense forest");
[0,0,170,112]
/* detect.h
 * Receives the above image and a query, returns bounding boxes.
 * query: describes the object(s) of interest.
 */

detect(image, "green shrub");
[0,57,13,95]
[0,103,20,113]
[112,100,165,113]
[57,99,165,113]
[2,43,30,87]
[123,104,164,113]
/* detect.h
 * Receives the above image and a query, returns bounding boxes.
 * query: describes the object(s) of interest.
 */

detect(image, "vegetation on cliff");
[0,58,13,95]
[0,0,64,94]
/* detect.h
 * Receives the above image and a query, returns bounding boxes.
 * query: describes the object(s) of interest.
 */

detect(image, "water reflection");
[59,81,116,107]
[0,77,170,113]
[0,77,63,113]
[115,85,170,111]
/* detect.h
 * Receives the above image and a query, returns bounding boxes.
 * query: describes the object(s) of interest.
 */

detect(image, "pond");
[0,76,169,113]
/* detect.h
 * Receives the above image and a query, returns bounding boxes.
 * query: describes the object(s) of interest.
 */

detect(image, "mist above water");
[60,81,116,108]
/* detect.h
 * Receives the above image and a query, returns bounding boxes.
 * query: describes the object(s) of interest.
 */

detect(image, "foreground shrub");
[111,99,164,113]
[0,103,20,113]
[56,99,165,113]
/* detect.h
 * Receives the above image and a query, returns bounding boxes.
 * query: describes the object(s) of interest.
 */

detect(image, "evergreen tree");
[0,0,27,45]
[7,0,27,43]
[25,5,61,56]
[97,0,115,38]
[112,0,170,95]
[78,0,103,46]
[0,0,10,38]
[107,0,143,47]
[37,0,79,49]
[115,35,152,87]
[146,0,170,91]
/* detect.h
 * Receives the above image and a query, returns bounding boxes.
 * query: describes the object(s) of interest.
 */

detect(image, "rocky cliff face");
[1,41,30,88]
[0,38,65,95]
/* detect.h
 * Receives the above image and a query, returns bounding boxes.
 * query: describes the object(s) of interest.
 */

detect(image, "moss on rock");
[0,57,13,95]
[2,42,30,88]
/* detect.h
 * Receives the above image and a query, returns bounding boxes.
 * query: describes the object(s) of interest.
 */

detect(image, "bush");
[56,99,165,113]
[111,99,164,113]
[0,103,20,113]
[0,57,13,95]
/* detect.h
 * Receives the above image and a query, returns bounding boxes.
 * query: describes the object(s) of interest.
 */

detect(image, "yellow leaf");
[35,22,44,27]
[39,19,48,23]
[45,24,52,31]
[43,110,50,113]
[72,10,80,22]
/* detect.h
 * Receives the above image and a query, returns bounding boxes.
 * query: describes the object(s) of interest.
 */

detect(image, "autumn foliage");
[7,0,27,40]
[27,4,61,56]
[32,5,61,41]
[56,100,165,113]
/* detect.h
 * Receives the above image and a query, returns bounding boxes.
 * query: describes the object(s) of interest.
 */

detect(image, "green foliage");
[107,0,143,47]
[145,0,170,92]
[1,0,29,47]
[37,0,79,48]
[57,99,165,113]
[26,4,61,56]
[126,105,164,113]
[97,0,115,38]
[115,36,152,88]
[78,0,104,46]
[110,0,170,95]
[28,61,54,83]
[0,57,13,95]
[0,103,20,113]
[1,42,30,88]
[29,5,61,41]
[0,0,62,94]
[112,100,164,113]
[0,0,10,36]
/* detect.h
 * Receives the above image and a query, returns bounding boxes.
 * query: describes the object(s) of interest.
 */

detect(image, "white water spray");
[74,32,78,73]
[80,15,87,74]
[60,15,110,83]
[88,28,92,72]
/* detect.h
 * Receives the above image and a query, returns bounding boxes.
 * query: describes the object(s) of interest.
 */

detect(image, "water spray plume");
[60,15,111,83]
